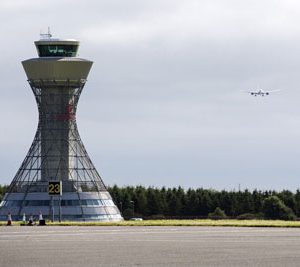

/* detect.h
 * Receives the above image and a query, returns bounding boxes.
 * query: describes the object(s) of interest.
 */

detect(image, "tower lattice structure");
[9,79,106,194]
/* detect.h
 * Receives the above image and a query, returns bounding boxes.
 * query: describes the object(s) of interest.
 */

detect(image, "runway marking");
[1,237,300,244]
[0,229,292,237]
[1,228,300,241]
[1,226,299,233]
[1,227,300,234]
[1,226,300,242]
[0,228,299,236]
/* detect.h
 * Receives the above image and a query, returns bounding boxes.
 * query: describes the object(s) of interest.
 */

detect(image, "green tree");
[147,188,163,215]
[134,186,148,215]
[294,190,300,217]
[0,185,8,202]
[208,207,227,219]
[166,188,182,216]
[277,190,296,213]
[196,189,213,216]
[262,196,296,221]
[185,189,199,216]
[252,189,264,213]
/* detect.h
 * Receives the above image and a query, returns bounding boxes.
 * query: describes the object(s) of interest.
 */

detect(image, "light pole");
[119,201,123,214]
[130,201,134,218]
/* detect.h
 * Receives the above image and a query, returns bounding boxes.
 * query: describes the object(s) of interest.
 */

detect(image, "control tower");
[0,33,123,221]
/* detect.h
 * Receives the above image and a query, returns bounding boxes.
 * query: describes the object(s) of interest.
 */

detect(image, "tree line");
[108,185,300,220]
[0,184,299,220]
[0,185,8,202]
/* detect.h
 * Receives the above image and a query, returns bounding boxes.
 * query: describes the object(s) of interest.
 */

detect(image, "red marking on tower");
[55,104,75,121]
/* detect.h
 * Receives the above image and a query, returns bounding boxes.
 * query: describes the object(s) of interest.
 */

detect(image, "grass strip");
[2,219,300,227]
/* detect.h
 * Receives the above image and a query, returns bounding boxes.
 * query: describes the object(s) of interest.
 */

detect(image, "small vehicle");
[129,217,143,221]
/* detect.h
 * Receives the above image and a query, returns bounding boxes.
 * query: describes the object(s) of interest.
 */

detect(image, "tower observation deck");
[0,34,123,221]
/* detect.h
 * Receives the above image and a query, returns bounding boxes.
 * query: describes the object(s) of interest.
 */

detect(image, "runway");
[0,226,300,266]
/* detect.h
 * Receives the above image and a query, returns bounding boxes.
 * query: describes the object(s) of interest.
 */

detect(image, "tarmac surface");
[0,226,300,266]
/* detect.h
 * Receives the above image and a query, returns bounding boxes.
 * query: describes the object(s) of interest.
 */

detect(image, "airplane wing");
[266,89,281,93]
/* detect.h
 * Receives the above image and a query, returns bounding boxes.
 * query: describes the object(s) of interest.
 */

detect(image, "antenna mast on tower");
[40,27,52,39]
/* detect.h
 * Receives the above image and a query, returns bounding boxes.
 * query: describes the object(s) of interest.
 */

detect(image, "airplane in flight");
[247,88,280,97]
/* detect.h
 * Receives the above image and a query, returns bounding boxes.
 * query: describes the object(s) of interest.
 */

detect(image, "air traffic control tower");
[0,33,123,221]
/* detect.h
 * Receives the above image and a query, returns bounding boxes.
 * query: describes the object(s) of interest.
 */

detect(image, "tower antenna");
[40,26,52,39]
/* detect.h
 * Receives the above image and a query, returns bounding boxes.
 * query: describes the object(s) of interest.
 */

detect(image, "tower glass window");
[37,44,78,57]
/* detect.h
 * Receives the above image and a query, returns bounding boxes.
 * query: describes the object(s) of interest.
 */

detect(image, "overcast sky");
[1,0,300,190]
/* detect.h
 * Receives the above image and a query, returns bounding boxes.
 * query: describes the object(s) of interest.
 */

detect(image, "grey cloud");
[1,1,300,191]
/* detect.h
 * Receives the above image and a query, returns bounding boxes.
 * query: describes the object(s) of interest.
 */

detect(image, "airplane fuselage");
[250,89,269,96]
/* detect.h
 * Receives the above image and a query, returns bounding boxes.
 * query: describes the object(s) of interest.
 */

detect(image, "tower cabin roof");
[34,37,80,58]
